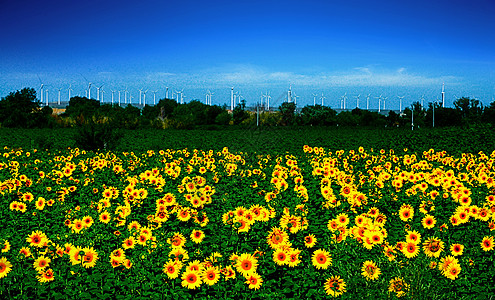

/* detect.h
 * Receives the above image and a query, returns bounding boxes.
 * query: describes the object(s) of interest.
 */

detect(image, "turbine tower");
[152,90,158,105]
[366,94,371,110]
[355,94,360,108]
[287,85,292,103]
[230,87,234,110]
[58,88,62,105]
[312,93,318,106]
[95,84,104,102]
[138,89,143,105]
[87,82,92,99]
[441,83,445,107]
[165,87,169,99]
[397,96,405,112]
[37,76,44,105]
[142,90,148,105]
[320,93,326,106]
[375,95,382,112]
[111,90,115,104]
[67,85,73,102]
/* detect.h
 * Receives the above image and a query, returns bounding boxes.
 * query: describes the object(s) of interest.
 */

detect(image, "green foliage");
[0,88,48,128]
[73,120,121,151]
[233,100,248,125]
[278,102,296,126]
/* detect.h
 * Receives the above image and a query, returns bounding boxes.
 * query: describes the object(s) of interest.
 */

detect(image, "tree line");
[1,87,494,129]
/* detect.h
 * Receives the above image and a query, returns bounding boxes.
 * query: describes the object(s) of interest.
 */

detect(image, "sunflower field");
[0,145,494,299]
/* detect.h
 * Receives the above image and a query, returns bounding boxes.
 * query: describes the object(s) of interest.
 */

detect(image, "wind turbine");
[340,93,347,110]
[441,83,445,107]
[230,87,234,110]
[45,89,49,105]
[138,89,143,105]
[58,88,62,105]
[101,89,105,102]
[111,90,115,104]
[366,94,371,110]
[382,96,388,110]
[267,92,271,110]
[67,84,73,102]
[152,90,158,105]
[118,90,122,105]
[165,87,169,99]
[37,75,44,105]
[320,93,326,106]
[287,85,292,103]
[421,95,425,110]
[95,84,103,101]
[87,82,92,99]
[142,90,148,105]
[292,92,299,105]
[375,95,382,112]
[355,94,360,108]
[313,93,318,106]
[397,96,405,112]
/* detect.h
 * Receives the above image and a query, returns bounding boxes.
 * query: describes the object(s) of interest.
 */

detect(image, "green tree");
[454,97,483,125]
[278,102,296,126]
[482,100,495,125]
[0,88,43,127]
[64,96,100,122]
[299,105,337,125]
[233,99,248,125]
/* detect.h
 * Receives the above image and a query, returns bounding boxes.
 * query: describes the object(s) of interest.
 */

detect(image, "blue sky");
[1,0,494,110]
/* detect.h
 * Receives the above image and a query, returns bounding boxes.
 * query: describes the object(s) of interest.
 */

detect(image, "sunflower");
[19,247,32,258]
[422,214,436,229]
[388,277,409,298]
[190,229,205,244]
[444,262,461,280]
[235,253,258,277]
[481,236,494,251]
[266,227,289,249]
[304,234,317,248]
[450,243,464,256]
[71,219,84,234]
[122,236,136,250]
[177,208,191,222]
[185,260,204,272]
[245,272,263,290]
[35,197,45,210]
[37,268,54,283]
[181,270,202,290]
[33,256,51,272]
[26,230,47,248]
[405,230,421,244]
[168,233,186,248]
[312,249,332,270]
[81,247,98,268]
[82,216,94,228]
[69,246,83,265]
[1,240,10,253]
[163,260,182,279]
[110,248,126,265]
[399,204,414,222]
[273,249,289,266]
[221,266,236,280]
[423,237,444,258]
[99,211,111,224]
[287,249,301,268]
[0,257,12,279]
[361,260,381,281]
[324,276,346,297]
[438,255,458,274]
[402,242,419,259]
[202,266,221,286]
[335,213,350,227]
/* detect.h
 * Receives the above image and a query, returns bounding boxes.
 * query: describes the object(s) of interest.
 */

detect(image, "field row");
[0,146,494,298]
